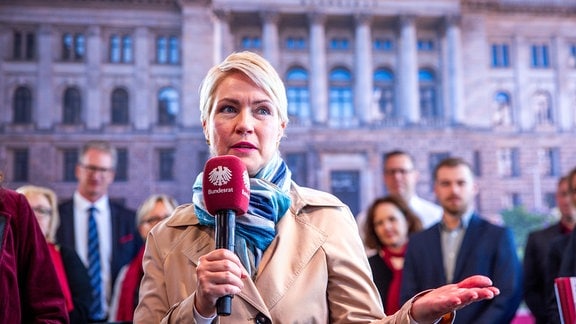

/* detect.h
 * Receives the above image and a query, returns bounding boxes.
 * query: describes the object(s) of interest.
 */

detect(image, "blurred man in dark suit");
[57,140,142,322]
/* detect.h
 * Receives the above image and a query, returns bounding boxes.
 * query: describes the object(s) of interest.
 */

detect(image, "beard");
[441,197,468,216]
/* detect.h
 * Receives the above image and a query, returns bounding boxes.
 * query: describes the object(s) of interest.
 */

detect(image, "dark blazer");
[547,229,576,323]
[400,214,523,324]
[59,244,93,324]
[368,254,394,307]
[545,234,571,324]
[56,199,143,290]
[523,222,565,324]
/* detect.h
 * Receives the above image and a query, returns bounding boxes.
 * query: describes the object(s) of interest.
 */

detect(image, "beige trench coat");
[134,182,418,323]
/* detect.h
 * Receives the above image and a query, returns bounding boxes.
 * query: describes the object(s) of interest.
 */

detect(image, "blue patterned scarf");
[193,153,292,274]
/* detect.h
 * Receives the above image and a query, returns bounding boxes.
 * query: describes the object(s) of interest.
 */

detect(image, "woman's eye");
[220,105,236,113]
[255,106,272,115]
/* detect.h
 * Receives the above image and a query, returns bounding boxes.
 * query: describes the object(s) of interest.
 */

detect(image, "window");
[539,147,560,177]
[419,68,439,120]
[115,148,128,181]
[158,87,179,125]
[111,88,129,125]
[329,67,354,127]
[285,152,308,187]
[13,148,29,182]
[285,36,306,50]
[501,192,522,209]
[241,36,262,50]
[63,87,82,124]
[473,150,482,177]
[533,90,553,125]
[63,148,78,182]
[159,148,175,181]
[285,67,310,122]
[13,30,35,60]
[329,37,349,50]
[570,44,576,68]
[62,32,85,61]
[109,34,133,63]
[156,35,179,64]
[13,86,32,124]
[373,38,393,51]
[491,43,510,68]
[373,68,395,119]
[531,44,550,68]
[544,192,556,209]
[429,152,450,184]
[417,39,434,51]
[493,91,513,126]
[497,147,520,178]
[330,170,360,215]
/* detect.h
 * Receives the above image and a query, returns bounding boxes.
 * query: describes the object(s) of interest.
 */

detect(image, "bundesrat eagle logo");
[208,165,232,186]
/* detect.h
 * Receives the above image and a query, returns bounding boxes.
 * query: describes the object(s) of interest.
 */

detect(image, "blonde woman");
[17,185,92,323]
[109,194,178,322]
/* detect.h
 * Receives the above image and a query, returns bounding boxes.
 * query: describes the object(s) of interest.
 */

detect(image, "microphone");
[202,155,250,316]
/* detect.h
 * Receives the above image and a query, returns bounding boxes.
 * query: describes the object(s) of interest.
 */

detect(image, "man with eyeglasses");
[356,150,442,253]
[381,150,442,228]
[56,140,142,323]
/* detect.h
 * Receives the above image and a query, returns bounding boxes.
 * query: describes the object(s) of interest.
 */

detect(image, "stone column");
[211,9,232,65]
[133,26,150,130]
[309,12,328,124]
[36,24,53,129]
[354,13,373,125]
[445,15,464,125]
[553,36,570,130]
[261,11,280,68]
[513,35,530,129]
[85,25,101,129]
[397,15,419,123]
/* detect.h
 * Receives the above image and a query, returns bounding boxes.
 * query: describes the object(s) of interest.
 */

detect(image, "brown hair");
[433,156,473,181]
[363,195,423,250]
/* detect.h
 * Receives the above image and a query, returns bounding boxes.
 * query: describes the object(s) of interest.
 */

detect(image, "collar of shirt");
[73,191,110,215]
[440,208,474,232]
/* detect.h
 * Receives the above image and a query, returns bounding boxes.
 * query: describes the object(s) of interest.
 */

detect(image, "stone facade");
[0,0,575,218]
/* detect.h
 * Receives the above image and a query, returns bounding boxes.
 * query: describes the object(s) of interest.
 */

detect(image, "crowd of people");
[0,51,574,323]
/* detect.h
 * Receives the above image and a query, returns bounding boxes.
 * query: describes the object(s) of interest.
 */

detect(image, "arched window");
[493,91,513,126]
[285,67,310,122]
[111,87,129,125]
[329,67,353,126]
[373,68,395,118]
[418,68,439,119]
[533,90,553,125]
[63,87,82,124]
[158,87,179,125]
[13,86,32,124]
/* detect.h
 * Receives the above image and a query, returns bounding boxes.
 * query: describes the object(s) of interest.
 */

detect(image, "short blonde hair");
[16,185,59,243]
[136,194,179,225]
[199,51,289,126]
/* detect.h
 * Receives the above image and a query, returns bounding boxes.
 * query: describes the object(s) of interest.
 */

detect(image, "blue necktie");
[88,206,104,320]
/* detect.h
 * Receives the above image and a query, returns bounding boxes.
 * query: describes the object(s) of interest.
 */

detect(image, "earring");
[205,139,210,146]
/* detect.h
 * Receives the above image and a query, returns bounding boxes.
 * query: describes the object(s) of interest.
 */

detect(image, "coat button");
[254,313,270,324]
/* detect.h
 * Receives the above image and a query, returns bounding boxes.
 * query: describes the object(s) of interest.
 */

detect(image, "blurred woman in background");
[17,185,92,323]
[109,194,178,322]
[364,195,423,314]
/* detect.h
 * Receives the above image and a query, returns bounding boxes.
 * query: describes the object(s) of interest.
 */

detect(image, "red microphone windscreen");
[202,155,250,215]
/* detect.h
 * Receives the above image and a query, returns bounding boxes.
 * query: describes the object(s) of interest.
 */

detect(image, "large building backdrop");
[1,0,575,219]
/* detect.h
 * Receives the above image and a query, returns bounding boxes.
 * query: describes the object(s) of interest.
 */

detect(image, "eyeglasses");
[140,215,169,226]
[32,206,53,217]
[79,164,114,174]
[384,168,414,176]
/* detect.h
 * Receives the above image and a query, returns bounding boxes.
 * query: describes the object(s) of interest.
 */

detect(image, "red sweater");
[0,188,69,323]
